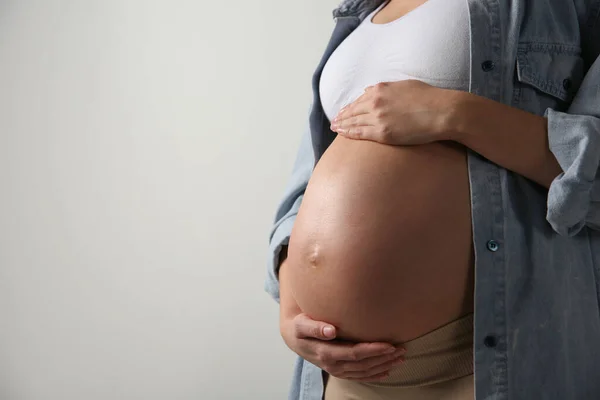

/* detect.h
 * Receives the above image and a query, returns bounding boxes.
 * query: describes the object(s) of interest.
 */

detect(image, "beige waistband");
[368,313,474,388]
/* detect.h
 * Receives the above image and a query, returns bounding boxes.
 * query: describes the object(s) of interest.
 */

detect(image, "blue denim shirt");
[265,1,600,399]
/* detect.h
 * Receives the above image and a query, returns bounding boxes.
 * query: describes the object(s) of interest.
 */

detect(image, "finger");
[315,341,399,363]
[340,353,405,379]
[338,348,406,373]
[294,314,337,340]
[337,125,381,141]
[333,114,374,132]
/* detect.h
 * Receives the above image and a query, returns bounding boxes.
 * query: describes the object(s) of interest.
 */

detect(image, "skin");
[279,250,407,382]
[286,134,473,343]
[279,0,563,384]
[332,80,561,189]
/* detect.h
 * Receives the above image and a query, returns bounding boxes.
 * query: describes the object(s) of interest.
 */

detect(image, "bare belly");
[286,136,474,344]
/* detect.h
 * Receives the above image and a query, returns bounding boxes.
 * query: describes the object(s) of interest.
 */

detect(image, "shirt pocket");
[512,42,586,115]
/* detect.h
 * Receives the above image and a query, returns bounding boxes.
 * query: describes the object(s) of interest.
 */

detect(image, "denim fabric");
[265,0,600,399]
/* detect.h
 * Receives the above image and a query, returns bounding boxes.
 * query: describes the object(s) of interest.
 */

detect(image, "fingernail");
[395,347,406,354]
[385,347,396,354]
[392,358,404,366]
[330,122,338,130]
[323,326,335,337]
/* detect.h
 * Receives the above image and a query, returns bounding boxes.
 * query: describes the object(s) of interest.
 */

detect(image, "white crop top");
[319,0,471,122]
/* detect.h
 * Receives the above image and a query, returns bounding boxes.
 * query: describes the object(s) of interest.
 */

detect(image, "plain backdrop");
[0,0,340,399]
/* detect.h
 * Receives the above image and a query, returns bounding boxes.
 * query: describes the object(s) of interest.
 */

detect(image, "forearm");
[447,90,563,188]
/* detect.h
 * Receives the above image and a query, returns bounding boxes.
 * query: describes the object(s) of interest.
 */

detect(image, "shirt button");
[481,60,495,72]
[563,78,572,91]
[486,240,499,252]
[484,335,497,348]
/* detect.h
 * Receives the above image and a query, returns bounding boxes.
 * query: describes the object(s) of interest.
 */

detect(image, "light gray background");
[0,1,339,399]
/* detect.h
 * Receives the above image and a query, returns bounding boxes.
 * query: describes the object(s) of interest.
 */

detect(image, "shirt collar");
[332,0,385,20]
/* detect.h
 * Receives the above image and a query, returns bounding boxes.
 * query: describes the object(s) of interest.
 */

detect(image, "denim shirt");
[265,0,600,399]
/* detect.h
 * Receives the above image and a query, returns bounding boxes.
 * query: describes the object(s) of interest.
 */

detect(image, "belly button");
[308,244,321,269]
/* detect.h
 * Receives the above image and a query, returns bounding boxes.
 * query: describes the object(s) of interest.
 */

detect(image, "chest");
[319,0,471,121]
[327,0,589,109]
[311,0,592,157]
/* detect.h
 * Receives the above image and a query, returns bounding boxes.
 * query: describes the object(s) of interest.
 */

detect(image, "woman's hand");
[278,255,405,382]
[280,312,406,382]
[330,80,460,145]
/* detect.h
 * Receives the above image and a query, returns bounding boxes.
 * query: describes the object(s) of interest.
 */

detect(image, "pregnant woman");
[265,0,600,399]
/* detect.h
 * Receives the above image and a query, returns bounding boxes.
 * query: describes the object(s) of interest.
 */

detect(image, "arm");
[448,55,600,237]
[448,91,562,190]
[331,7,600,237]
[450,7,600,237]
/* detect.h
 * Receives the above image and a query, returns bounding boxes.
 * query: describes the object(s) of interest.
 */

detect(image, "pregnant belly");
[286,136,474,344]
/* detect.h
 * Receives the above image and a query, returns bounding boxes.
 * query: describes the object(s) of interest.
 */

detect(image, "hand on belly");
[287,136,474,344]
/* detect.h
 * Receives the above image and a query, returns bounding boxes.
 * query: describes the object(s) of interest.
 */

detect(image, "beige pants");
[324,313,474,400]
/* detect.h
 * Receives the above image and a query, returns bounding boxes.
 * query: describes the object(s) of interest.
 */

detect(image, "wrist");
[438,89,475,143]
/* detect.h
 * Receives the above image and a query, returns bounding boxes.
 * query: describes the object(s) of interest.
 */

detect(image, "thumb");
[294,313,337,340]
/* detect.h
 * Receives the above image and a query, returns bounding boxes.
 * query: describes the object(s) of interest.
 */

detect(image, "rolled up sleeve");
[545,53,600,236]
[264,113,316,303]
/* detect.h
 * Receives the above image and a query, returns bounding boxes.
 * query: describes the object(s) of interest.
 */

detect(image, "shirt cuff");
[545,108,600,236]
